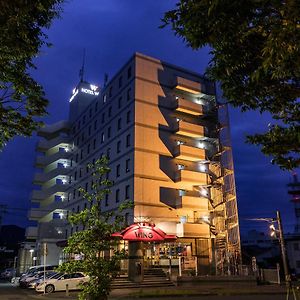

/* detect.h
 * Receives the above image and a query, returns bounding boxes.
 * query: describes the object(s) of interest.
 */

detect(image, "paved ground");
[0,279,293,300]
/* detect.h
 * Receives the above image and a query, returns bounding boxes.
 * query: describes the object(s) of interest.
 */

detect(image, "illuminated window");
[103,94,107,103]
[101,133,105,143]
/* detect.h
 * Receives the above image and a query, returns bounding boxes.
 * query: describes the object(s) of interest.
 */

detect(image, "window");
[108,127,111,138]
[116,164,120,177]
[127,66,132,78]
[116,189,120,203]
[125,185,130,199]
[83,115,86,125]
[102,113,105,123]
[105,194,108,207]
[94,119,97,130]
[126,134,131,147]
[78,121,81,130]
[126,110,131,123]
[95,101,98,112]
[119,76,123,88]
[88,125,91,136]
[76,137,79,146]
[87,144,90,154]
[294,243,300,251]
[85,182,88,192]
[107,148,111,160]
[89,108,92,118]
[117,141,121,153]
[126,158,130,172]
[80,150,83,160]
[127,88,131,101]
[73,189,76,199]
[109,87,112,97]
[101,132,105,143]
[74,171,77,181]
[93,138,96,149]
[81,132,84,142]
[77,205,80,213]
[79,168,82,177]
[75,153,79,163]
[103,94,107,103]
[108,106,112,117]
[117,118,122,130]
[118,97,122,108]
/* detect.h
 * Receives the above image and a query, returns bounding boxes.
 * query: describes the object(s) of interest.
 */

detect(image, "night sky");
[0,1,297,234]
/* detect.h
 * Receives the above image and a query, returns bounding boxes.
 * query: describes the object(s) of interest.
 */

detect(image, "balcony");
[25,226,38,239]
[175,98,203,116]
[38,120,70,139]
[28,208,47,221]
[31,184,69,201]
[175,169,207,185]
[177,195,209,210]
[36,150,70,167]
[176,222,210,238]
[173,76,202,94]
[33,166,71,184]
[36,136,71,152]
[175,121,205,138]
[37,219,66,240]
[174,144,206,162]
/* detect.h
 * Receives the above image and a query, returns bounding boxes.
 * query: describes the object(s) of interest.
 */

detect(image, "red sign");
[112,223,176,242]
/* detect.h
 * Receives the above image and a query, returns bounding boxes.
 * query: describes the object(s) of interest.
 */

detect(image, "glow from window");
[199,164,206,172]
[202,215,209,222]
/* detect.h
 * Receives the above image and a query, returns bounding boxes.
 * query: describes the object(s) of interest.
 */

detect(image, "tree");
[58,157,132,300]
[162,0,300,170]
[0,0,64,148]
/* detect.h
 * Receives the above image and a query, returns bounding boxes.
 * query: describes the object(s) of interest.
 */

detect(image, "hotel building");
[26,53,240,277]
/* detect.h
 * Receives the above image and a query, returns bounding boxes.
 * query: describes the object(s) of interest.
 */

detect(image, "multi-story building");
[26,53,240,278]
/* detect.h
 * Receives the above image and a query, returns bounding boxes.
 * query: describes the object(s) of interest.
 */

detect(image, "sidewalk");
[29,283,287,300]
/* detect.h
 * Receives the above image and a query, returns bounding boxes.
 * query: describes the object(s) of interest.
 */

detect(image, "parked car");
[35,272,89,293]
[19,265,58,288]
[27,271,58,289]
[0,268,16,280]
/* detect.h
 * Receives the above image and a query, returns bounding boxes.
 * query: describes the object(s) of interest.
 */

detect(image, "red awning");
[112,223,177,242]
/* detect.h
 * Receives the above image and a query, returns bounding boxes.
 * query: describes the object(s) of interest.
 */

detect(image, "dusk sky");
[0,1,297,234]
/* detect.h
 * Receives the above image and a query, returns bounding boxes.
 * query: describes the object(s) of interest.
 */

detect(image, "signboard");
[112,223,176,242]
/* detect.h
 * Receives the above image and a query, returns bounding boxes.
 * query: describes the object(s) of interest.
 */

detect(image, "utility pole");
[276,210,290,283]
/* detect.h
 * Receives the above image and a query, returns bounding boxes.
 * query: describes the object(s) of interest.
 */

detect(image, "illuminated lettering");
[134,230,153,239]
[81,88,99,96]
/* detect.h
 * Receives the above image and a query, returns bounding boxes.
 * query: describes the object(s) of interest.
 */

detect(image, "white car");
[35,272,89,293]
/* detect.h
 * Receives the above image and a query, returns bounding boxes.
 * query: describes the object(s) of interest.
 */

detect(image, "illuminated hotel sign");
[69,84,99,102]
[112,223,176,242]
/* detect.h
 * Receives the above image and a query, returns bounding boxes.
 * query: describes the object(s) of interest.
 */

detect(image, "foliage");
[0,0,64,148]
[58,157,133,300]
[162,0,300,170]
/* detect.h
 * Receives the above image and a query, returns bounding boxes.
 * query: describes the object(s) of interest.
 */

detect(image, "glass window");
[127,88,131,101]
[108,106,112,117]
[94,119,97,130]
[127,66,132,79]
[125,185,130,199]
[102,113,105,123]
[126,110,131,123]
[105,194,108,206]
[108,127,111,138]
[119,76,123,88]
[126,158,130,172]
[116,189,120,203]
[117,118,122,130]
[126,134,130,147]
[117,141,121,153]
[118,97,122,109]
[116,164,120,177]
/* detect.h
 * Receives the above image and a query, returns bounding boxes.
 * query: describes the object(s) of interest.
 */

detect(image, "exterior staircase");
[111,268,175,289]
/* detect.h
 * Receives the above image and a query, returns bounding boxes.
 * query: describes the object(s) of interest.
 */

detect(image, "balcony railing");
[38,120,70,139]
[176,222,210,238]
[173,76,202,94]
[33,166,71,184]
[174,144,206,162]
[175,169,207,184]
[36,150,71,167]
[175,98,204,116]
[175,121,205,138]
[31,184,69,201]
[36,136,71,152]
